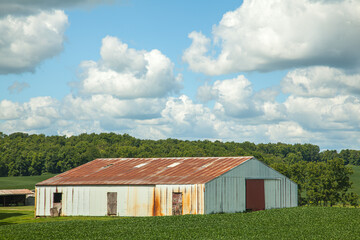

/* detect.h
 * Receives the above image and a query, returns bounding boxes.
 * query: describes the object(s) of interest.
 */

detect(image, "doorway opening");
[107,192,117,216]
[51,192,62,217]
[172,192,183,215]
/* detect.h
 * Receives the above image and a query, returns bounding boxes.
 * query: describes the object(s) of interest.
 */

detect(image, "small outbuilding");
[35,157,297,217]
[0,189,33,206]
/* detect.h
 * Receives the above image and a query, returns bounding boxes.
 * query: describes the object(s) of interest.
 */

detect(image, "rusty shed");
[35,157,297,217]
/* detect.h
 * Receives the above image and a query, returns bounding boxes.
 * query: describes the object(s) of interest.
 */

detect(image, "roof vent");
[101,164,113,169]
[134,163,148,168]
[167,162,181,168]
[200,162,213,168]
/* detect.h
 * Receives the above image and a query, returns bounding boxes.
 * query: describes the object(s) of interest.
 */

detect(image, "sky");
[1,0,360,150]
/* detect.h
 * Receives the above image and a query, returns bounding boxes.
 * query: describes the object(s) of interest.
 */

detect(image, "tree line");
[270,159,357,207]
[0,132,358,206]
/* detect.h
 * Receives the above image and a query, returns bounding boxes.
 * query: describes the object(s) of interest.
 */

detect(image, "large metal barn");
[35,157,298,217]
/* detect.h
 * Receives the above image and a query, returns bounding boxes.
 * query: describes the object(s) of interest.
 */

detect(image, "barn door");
[107,192,117,216]
[246,179,265,211]
[172,192,183,215]
[265,179,281,209]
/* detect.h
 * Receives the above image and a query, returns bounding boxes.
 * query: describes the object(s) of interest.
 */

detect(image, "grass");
[349,165,360,195]
[0,206,360,239]
[0,206,35,225]
[0,206,113,226]
[0,174,56,190]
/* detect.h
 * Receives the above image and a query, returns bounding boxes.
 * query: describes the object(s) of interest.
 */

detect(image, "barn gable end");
[204,158,298,214]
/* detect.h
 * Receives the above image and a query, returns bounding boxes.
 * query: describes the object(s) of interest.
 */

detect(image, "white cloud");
[212,76,259,117]
[0,10,68,74]
[78,36,182,99]
[196,82,218,103]
[183,0,360,75]
[20,96,60,130]
[159,95,218,138]
[0,100,23,120]
[0,96,60,131]
[282,66,360,97]
[24,96,60,119]
[62,94,165,120]
[197,75,284,119]
[56,120,103,137]
[266,121,312,143]
[285,95,360,131]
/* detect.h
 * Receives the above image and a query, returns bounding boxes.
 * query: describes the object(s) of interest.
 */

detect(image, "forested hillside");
[0,131,359,177]
[0,132,359,206]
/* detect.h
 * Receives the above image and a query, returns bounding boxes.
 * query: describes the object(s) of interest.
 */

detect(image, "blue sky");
[1,0,360,150]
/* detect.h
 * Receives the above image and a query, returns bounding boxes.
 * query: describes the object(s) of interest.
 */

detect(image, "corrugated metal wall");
[204,177,246,214]
[35,184,204,217]
[204,159,298,214]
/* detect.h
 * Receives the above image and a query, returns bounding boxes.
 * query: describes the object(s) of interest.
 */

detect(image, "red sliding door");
[246,179,265,211]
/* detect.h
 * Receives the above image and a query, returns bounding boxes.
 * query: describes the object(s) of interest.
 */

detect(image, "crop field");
[0,207,360,239]
[0,174,56,190]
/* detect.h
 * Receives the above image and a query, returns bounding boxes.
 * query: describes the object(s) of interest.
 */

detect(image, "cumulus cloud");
[0,100,23,120]
[0,0,114,74]
[159,95,218,138]
[77,36,182,99]
[212,76,259,118]
[0,96,60,131]
[282,66,360,97]
[183,0,360,75]
[285,95,360,131]
[197,75,284,120]
[62,94,165,120]
[0,10,68,74]
[266,121,312,143]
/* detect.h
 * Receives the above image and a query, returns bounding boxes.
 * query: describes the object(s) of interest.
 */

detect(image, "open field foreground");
[0,207,359,240]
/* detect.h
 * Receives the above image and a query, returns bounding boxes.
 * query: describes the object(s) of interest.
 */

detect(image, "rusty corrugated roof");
[0,189,33,196]
[36,157,253,186]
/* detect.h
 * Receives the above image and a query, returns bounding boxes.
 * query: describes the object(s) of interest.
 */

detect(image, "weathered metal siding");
[204,159,298,214]
[264,179,281,209]
[204,177,245,214]
[154,185,205,215]
[35,184,205,217]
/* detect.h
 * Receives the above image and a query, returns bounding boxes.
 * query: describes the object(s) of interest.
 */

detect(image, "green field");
[0,174,56,190]
[0,206,359,239]
[349,165,360,195]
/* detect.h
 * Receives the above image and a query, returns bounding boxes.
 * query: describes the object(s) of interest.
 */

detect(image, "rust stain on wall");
[152,187,161,216]
[184,189,191,214]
